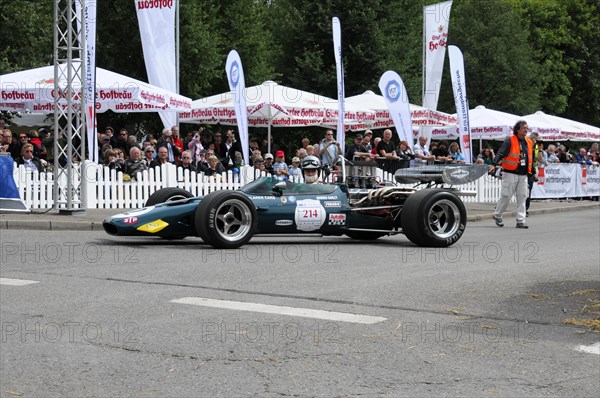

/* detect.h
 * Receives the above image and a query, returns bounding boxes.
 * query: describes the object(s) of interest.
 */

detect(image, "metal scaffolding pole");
[53,0,87,214]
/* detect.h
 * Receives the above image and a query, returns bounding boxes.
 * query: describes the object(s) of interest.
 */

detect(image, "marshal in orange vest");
[501,135,533,173]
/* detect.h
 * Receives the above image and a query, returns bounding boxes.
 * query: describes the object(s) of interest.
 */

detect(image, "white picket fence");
[12,162,506,209]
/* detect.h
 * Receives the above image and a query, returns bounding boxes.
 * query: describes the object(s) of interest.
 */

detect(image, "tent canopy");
[345,90,457,129]
[465,105,562,140]
[180,80,376,153]
[522,111,599,142]
[0,62,192,113]
[179,80,374,128]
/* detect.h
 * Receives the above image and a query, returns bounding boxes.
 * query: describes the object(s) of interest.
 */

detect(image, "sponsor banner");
[0,88,190,113]
[0,102,25,110]
[423,1,453,110]
[76,0,98,163]
[378,71,413,145]
[181,108,373,128]
[470,126,509,139]
[448,45,471,163]
[225,50,250,164]
[563,130,600,141]
[532,164,599,198]
[135,0,177,128]
[332,17,345,153]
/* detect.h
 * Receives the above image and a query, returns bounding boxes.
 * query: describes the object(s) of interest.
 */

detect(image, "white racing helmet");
[301,155,321,183]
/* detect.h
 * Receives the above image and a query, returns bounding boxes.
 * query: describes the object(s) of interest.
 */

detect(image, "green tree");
[561,0,600,126]
[521,0,573,114]
[268,0,423,101]
[0,0,53,73]
[179,0,224,98]
[439,0,542,115]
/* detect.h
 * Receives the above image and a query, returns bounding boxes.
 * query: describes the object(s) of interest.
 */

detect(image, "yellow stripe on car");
[137,219,169,233]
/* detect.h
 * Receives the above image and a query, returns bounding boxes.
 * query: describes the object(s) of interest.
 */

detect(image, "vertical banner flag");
[332,17,345,154]
[77,0,98,163]
[423,0,453,110]
[448,45,472,163]
[378,71,413,145]
[226,50,249,165]
[135,0,177,128]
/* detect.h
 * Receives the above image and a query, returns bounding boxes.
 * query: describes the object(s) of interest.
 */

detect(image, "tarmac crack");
[84,340,346,365]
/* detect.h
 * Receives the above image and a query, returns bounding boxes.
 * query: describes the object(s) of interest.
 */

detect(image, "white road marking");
[0,278,40,286]
[575,342,600,355]
[171,297,387,324]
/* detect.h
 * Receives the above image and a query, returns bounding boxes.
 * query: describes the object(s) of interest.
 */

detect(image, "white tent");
[345,90,457,130]
[0,62,192,113]
[466,105,561,140]
[522,111,599,141]
[179,80,375,152]
[180,80,374,127]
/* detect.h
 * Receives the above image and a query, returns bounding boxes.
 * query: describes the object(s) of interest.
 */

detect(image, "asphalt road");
[1,209,599,397]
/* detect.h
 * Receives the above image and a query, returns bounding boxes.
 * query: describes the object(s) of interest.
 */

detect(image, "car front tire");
[195,191,257,249]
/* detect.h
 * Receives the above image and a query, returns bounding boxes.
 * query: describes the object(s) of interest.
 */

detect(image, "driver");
[301,155,322,184]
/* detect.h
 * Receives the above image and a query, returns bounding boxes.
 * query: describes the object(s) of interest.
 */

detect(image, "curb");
[466,202,599,222]
[1,220,105,231]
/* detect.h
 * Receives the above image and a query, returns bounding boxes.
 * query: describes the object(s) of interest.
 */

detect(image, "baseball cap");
[355,134,363,140]
[292,157,300,163]
[265,153,274,160]
[276,150,285,157]
[102,136,111,142]
[364,130,373,136]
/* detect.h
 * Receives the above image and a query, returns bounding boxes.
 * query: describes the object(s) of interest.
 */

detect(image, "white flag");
[332,17,345,154]
[135,0,177,129]
[423,0,453,110]
[378,71,413,146]
[226,50,249,165]
[76,0,98,163]
[448,45,472,163]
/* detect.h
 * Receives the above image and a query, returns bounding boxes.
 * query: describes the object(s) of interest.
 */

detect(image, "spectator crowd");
[1,116,598,183]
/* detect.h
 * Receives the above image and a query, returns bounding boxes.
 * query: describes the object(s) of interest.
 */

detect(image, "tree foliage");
[1,0,598,135]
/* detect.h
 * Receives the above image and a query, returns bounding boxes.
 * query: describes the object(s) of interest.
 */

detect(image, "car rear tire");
[401,189,466,247]
[195,191,257,249]
[345,232,387,240]
[145,188,194,207]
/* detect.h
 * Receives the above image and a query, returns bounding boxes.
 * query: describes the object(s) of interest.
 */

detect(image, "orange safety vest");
[501,136,533,173]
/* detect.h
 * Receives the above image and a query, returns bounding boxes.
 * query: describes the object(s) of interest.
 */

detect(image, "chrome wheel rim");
[427,199,461,239]
[214,199,252,241]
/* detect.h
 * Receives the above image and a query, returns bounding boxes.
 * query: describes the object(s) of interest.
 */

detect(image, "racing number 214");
[303,209,319,218]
